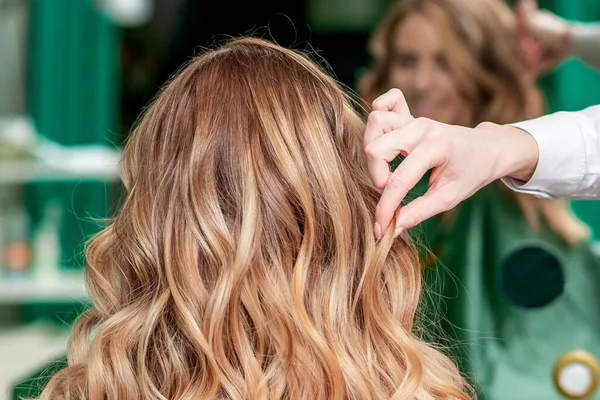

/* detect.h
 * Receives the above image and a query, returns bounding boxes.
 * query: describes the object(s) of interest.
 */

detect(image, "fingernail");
[394,226,404,238]
[374,222,382,239]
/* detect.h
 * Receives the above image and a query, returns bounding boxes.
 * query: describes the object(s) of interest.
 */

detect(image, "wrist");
[564,22,575,56]
[475,122,539,183]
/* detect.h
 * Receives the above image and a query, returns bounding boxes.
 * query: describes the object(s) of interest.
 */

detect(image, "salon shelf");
[0,159,120,185]
[0,271,88,304]
[0,323,70,400]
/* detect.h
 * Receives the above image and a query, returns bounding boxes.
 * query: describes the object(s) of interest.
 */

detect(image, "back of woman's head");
[40,38,470,399]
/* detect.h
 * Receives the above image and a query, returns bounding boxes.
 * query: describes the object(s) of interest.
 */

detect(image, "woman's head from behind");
[360,0,544,126]
[41,38,469,399]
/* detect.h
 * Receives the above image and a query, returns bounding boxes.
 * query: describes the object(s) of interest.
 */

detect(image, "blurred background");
[1,0,600,399]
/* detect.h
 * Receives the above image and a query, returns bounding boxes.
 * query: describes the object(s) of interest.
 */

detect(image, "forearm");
[571,23,600,70]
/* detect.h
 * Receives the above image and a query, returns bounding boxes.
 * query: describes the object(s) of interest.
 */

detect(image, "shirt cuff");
[501,112,586,199]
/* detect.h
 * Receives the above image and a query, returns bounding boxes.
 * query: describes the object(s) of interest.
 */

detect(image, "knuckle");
[415,120,444,145]
[410,211,425,226]
[363,142,379,159]
[388,172,407,191]
[373,88,402,109]
[373,177,387,189]
[368,110,386,126]
[414,117,430,127]
[372,97,385,110]
[476,121,497,130]
[401,207,424,228]
[415,117,434,135]
[440,194,458,210]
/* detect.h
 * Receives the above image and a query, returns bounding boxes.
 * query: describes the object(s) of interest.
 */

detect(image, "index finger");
[372,88,413,116]
[375,145,439,234]
[364,110,413,149]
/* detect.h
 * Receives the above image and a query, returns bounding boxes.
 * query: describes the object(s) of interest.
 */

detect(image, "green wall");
[26,0,122,270]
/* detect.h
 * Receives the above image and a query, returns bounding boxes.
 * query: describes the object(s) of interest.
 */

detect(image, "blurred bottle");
[31,199,62,283]
[1,201,32,277]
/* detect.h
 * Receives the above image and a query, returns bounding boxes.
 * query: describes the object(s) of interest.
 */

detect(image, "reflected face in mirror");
[389,12,474,126]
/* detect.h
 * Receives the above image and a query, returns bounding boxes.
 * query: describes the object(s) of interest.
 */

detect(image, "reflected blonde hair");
[360,0,589,244]
[39,38,471,399]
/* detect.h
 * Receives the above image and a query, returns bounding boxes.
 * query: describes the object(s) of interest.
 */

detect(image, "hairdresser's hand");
[516,0,572,76]
[364,89,539,238]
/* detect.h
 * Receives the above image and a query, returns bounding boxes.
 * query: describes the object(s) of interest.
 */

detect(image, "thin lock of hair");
[38,38,472,400]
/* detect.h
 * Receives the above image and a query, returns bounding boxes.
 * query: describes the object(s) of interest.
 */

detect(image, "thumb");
[395,191,457,230]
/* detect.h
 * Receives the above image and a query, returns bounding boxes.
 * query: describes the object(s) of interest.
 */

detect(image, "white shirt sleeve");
[502,105,600,199]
